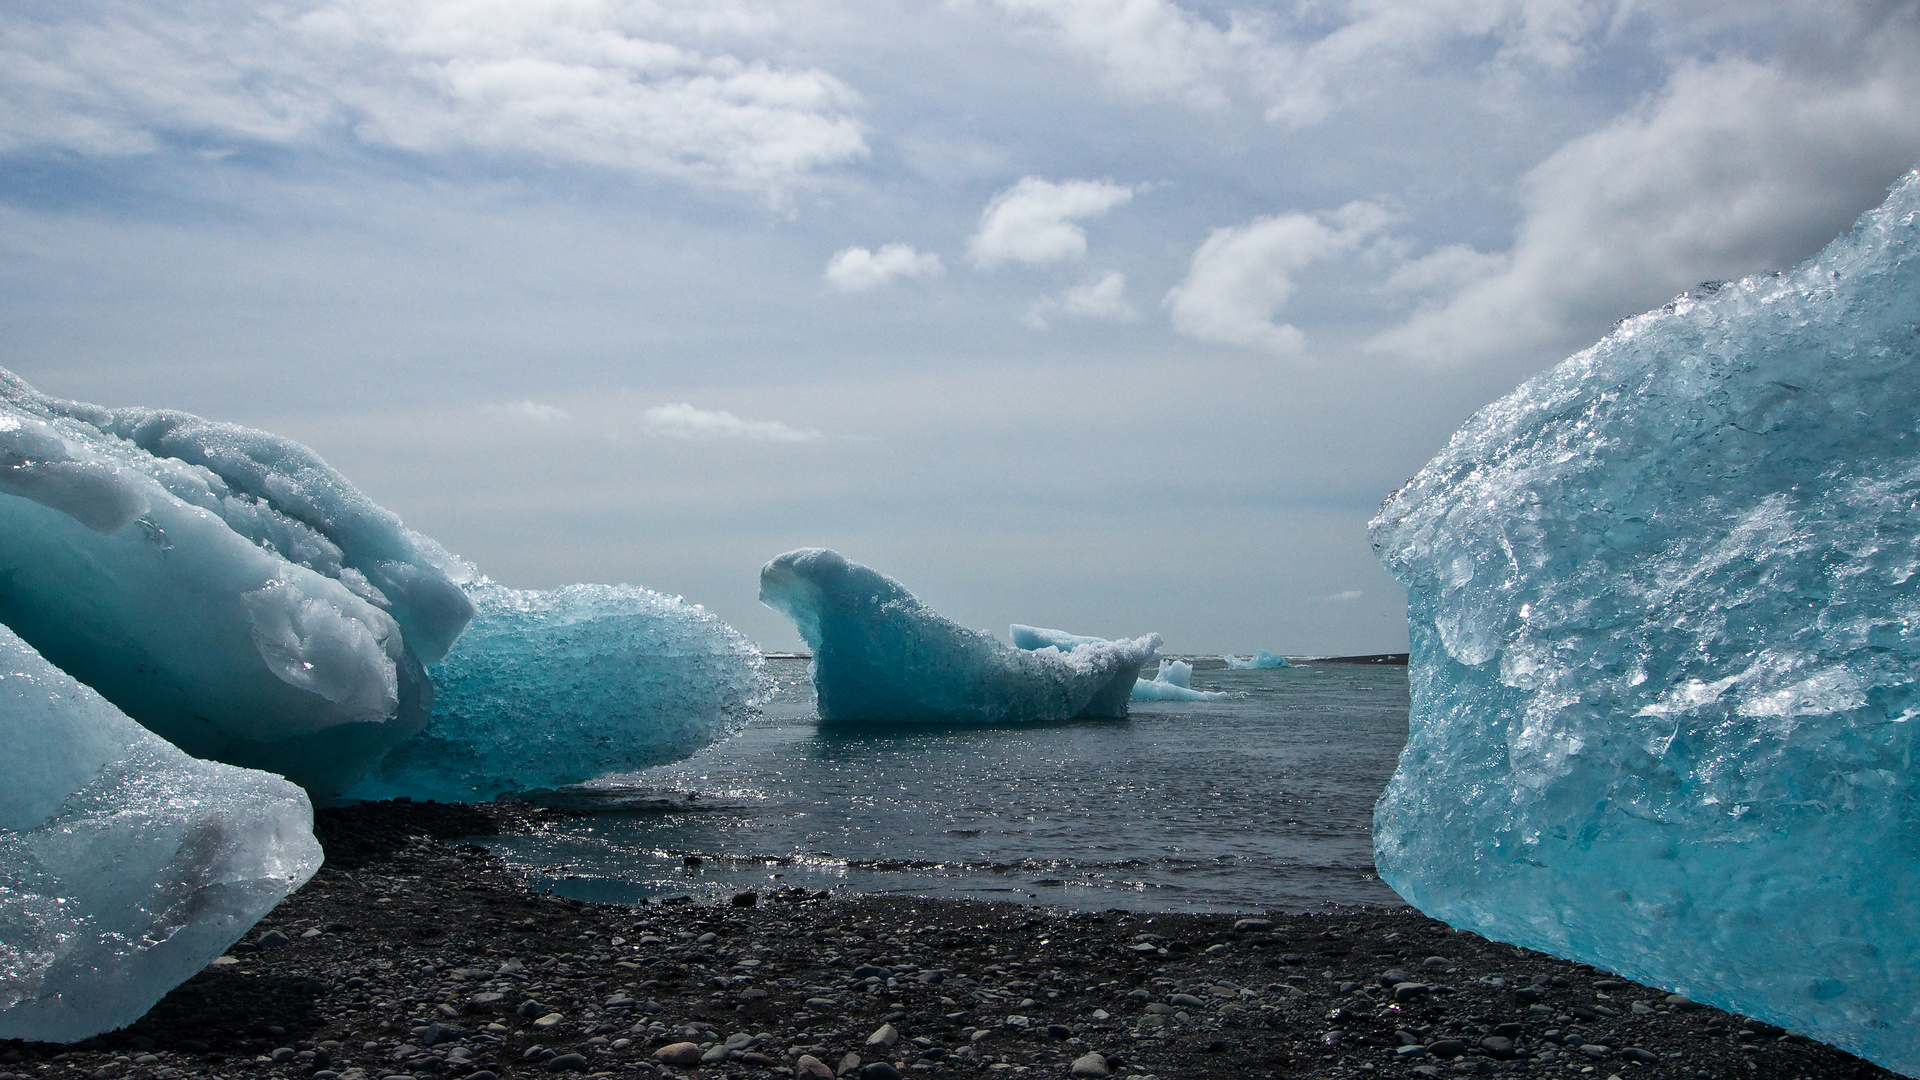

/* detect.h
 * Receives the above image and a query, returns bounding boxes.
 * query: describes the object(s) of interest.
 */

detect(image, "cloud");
[986,0,1611,126]
[641,403,821,441]
[0,0,869,196]
[1165,201,1392,354]
[484,400,570,421]
[824,244,945,292]
[1023,270,1138,329]
[1368,40,1920,367]
[967,177,1134,267]
[1326,589,1363,602]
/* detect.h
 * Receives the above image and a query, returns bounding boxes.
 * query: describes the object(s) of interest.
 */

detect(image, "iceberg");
[1222,650,1290,669]
[1132,658,1237,702]
[760,548,1158,723]
[346,582,766,802]
[1369,167,1920,1074]
[0,369,472,801]
[0,623,319,1042]
[1009,624,1113,652]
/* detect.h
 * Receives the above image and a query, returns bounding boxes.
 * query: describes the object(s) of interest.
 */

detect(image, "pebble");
[867,1023,900,1048]
[653,1042,703,1065]
[1069,1051,1110,1077]
[256,929,292,949]
[794,1055,834,1080]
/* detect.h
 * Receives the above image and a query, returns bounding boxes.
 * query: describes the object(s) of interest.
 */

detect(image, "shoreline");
[1,801,1892,1080]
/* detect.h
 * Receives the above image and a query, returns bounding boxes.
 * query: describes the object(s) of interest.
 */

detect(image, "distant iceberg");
[347,581,765,802]
[0,623,319,1042]
[0,368,471,801]
[1223,650,1290,669]
[1133,658,1237,701]
[1371,166,1920,1075]
[761,548,1157,723]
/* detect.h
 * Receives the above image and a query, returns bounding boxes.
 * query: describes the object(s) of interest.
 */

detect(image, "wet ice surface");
[481,657,1409,913]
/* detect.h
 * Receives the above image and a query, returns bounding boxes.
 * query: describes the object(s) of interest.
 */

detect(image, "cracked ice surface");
[347,581,766,802]
[0,624,319,1042]
[761,549,1157,724]
[1369,167,1920,1075]
[0,368,472,801]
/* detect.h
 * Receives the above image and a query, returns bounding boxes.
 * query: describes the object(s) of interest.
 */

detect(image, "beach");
[0,801,1892,1080]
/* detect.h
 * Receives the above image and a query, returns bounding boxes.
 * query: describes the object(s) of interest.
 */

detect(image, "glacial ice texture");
[0,624,320,1042]
[1223,651,1290,669]
[0,368,473,801]
[761,549,1158,724]
[347,583,765,803]
[1369,167,1920,1074]
[1133,658,1236,701]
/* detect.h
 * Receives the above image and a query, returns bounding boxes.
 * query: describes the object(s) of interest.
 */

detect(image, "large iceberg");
[1,623,320,1042]
[1369,167,1920,1073]
[346,582,766,802]
[760,549,1158,723]
[0,369,472,801]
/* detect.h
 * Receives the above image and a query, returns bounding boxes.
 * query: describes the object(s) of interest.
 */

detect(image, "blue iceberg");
[0,623,320,1042]
[1131,657,1237,702]
[760,548,1158,723]
[0,369,472,800]
[1222,650,1290,669]
[346,582,766,802]
[1370,167,1920,1074]
[1009,624,1114,652]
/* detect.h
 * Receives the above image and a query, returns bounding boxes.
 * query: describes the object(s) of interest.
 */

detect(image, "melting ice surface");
[1224,651,1291,669]
[0,368,473,801]
[759,549,1157,723]
[0,624,319,1042]
[1370,167,1920,1074]
[1133,658,1237,702]
[346,582,766,802]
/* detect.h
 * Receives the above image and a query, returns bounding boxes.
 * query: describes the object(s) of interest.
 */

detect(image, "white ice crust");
[0,624,319,1042]
[0,369,474,800]
[761,549,1158,724]
[1370,167,1920,1075]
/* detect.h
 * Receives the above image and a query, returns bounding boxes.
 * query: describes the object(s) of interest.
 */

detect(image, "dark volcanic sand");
[1,802,1895,1080]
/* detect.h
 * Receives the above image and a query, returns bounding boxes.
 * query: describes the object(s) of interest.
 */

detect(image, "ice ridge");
[347,581,766,802]
[760,548,1158,723]
[0,623,320,1042]
[1369,166,1920,1074]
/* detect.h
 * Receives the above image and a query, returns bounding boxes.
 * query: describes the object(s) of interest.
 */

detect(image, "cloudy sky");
[5,0,1919,654]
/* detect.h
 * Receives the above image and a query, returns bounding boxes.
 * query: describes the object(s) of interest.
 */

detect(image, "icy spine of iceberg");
[1370,167,1920,1075]
[0,624,320,1042]
[346,582,766,802]
[760,549,1158,724]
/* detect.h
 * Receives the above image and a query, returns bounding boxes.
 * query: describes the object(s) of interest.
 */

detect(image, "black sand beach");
[2,802,1893,1080]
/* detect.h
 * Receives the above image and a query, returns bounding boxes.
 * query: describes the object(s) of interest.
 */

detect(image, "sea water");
[478,657,1410,914]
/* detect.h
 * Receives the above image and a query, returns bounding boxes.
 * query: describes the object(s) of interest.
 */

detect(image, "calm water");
[479,657,1412,914]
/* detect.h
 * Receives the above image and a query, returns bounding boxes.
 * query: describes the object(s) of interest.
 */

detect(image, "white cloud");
[641,403,821,441]
[824,244,945,292]
[1368,45,1920,366]
[1023,270,1138,329]
[1165,201,1393,354]
[967,177,1134,267]
[484,400,570,421]
[987,0,1612,126]
[0,0,868,196]
[1326,589,1363,602]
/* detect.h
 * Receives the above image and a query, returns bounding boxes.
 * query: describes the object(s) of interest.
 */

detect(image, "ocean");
[478,656,1412,915]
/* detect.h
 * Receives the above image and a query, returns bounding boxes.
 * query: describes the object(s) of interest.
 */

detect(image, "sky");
[4,0,1920,655]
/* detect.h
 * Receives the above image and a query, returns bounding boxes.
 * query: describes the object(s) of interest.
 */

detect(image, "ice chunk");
[1369,167,1920,1074]
[1222,650,1290,669]
[1132,658,1237,701]
[0,623,319,1042]
[760,548,1158,723]
[347,582,765,802]
[0,368,470,801]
